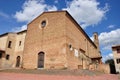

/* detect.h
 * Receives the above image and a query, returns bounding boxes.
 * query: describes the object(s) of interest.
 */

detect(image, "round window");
[41,20,46,28]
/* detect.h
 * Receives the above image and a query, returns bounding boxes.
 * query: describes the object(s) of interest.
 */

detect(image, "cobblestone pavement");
[0,72,119,80]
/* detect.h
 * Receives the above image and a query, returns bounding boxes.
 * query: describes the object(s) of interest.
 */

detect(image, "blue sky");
[0,0,120,62]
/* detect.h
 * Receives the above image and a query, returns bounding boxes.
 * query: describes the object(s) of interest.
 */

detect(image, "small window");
[69,44,72,49]
[0,53,2,59]
[41,20,46,28]
[116,59,120,64]
[8,41,12,48]
[117,49,120,53]
[19,41,22,46]
[6,54,10,60]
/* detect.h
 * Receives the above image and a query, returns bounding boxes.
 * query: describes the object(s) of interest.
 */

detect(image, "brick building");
[112,45,120,73]
[0,11,102,70]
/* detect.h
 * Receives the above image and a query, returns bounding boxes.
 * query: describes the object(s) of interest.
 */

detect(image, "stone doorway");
[38,52,45,68]
[16,56,20,67]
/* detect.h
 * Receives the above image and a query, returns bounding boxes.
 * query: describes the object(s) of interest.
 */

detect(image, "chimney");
[93,32,100,51]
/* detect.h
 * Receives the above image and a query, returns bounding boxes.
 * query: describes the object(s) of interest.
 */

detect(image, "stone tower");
[93,32,100,51]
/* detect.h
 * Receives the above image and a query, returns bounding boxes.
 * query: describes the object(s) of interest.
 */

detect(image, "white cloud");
[99,28,120,50]
[14,0,109,29]
[0,11,9,18]
[47,5,57,11]
[11,25,27,32]
[108,25,115,29]
[54,0,58,4]
[102,53,113,62]
[14,0,57,22]
[63,0,109,29]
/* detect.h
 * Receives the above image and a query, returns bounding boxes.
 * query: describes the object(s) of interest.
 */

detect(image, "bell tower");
[93,32,100,51]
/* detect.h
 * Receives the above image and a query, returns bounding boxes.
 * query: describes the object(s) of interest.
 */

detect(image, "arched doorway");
[38,52,45,68]
[16,56,20,67]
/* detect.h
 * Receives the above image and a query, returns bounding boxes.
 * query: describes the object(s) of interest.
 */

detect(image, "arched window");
[6,54,10,60]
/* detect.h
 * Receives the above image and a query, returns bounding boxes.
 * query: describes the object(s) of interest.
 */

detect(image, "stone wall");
[112,47,120,73]
[0,35,8,50]
[65,13,99,69]
[0,31,26,69]
[89,63,110,74]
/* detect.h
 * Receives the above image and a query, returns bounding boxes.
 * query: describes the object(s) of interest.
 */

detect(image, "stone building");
[0,30,26,69]
[0,11,102,70]
[112,45,120,73]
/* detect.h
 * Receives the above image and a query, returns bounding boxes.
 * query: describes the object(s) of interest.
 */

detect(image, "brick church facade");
[0,11,102,70]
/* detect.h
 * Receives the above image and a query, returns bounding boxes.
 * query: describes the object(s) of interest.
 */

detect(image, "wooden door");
[16,56,20,67]
[38,52,44,68]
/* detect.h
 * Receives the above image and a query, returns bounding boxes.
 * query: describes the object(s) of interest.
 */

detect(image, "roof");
[112,45,120,49]
[17,30,27,34]
[0,33,8,37]
[91,56,102,59]
[90,54,102,59]
[0,30,27,37]
[28,10,97,48]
